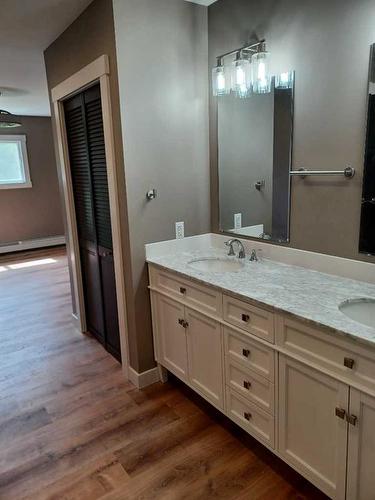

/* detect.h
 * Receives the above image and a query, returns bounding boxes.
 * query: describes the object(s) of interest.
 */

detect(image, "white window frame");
[0,135,32,189]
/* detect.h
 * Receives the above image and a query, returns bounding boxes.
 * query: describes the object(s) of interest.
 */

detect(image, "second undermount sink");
[188,257,245,273]
[339,298,375,329]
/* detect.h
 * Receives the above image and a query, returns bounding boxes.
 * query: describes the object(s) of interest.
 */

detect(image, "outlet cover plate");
[234,213,242,230]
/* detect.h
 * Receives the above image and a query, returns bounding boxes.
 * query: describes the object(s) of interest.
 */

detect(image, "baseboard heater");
[0,236,66,254]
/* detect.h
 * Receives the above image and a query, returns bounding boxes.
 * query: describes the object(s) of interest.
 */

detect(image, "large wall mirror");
[359,43,375,256]
[218,73,294,242]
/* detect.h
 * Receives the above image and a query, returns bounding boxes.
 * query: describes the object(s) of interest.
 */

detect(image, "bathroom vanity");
[147,239,375,500]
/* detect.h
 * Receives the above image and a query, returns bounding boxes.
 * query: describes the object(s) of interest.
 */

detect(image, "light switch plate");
[234,213,242,229]
[175,221,184,239]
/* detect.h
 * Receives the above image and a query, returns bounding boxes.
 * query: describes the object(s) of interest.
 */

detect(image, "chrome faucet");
[225,239,245,259]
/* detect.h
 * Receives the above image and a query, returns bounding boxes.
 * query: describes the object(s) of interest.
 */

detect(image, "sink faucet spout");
[225,239,246,259]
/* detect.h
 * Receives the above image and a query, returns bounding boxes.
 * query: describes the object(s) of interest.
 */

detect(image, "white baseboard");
[0,235,66,254]
[128,366,160,389]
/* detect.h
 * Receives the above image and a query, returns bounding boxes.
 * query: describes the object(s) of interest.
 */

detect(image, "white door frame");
[52,54,130,377]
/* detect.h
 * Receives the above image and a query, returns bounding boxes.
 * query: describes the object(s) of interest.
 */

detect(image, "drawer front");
[149,266,222,317]
[226,387,275,448]
[276,315,375,392]
[226,359,274,414]
[223,294,274,343]
[224,327,275,381]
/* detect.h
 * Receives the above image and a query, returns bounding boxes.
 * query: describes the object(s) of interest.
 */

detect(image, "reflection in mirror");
[359,44,375,256]
[218,74,294,242]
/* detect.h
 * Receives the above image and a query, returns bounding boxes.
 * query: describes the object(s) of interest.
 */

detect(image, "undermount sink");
[188,257,245,273]
[339,298,375,329]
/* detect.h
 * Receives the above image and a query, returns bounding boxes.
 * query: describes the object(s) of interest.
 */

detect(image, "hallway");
[0,249,326,499]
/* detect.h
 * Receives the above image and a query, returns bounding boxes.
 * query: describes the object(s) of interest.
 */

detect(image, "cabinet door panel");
[347,389,375,500]
[155,294,188,381]
[278,355,348,499]
[186,308,224,409]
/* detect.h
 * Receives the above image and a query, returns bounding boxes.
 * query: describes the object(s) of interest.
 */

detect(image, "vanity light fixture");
[212,39,271,97]
[212,57,229,97]
[231,51,251,97]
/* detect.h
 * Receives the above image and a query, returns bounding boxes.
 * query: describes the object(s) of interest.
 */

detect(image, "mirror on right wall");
[359,43,375,256]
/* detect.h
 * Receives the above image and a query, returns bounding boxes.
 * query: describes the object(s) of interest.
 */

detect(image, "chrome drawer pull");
[344,357,355,369]
[243,380,251,390]
[180,287,186,294]
[244,412,252,421]
[242,348,250,358]
[242,313,250,323]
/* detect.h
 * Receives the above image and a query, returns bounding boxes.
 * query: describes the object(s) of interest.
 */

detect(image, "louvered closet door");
[83,86,121,359]
[64,84,121,361]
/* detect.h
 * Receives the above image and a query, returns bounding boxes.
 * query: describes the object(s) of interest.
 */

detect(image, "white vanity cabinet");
[346,390,375,500]
[148,264,375,499]
[153,293,188,381]
[185,307,224,409]
[151,285,224,409]
[278,355,348,499]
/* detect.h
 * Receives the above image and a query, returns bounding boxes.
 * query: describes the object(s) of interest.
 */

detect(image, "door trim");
[52,54,130,377]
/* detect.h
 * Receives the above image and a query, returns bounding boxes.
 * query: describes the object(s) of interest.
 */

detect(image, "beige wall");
[209,0,375,263]
[113,0,211,372]
[0,116,63,244]
[44,0,137,365]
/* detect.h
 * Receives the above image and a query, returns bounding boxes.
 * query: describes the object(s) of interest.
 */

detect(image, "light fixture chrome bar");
[290,166,355,179]
[217,39,266,61]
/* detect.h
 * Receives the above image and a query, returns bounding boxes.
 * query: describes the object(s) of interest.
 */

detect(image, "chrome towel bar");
[290,166,355,179]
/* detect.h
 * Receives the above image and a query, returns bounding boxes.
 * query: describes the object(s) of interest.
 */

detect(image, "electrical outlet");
[175,221,184,239]
[234,213,242,230]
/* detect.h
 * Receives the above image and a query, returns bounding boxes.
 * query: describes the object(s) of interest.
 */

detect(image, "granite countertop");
[147,248,375,348]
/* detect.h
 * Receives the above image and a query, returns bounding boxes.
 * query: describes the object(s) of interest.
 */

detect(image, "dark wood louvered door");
[64,83,121,362]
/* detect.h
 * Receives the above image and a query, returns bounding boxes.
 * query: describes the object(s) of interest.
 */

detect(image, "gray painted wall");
[113,0,210,371]
[209,0,375,262]
[0,116,63,244]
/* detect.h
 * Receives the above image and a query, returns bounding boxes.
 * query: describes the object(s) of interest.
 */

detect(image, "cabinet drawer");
[223,294,274,343]
[226,359,274,414]
[149,266,222,318]
[226,387,275,448]
[224,327,275,381]
[276,315,375,392]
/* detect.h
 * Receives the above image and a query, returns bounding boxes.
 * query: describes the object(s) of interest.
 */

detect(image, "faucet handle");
[249,249,258,262]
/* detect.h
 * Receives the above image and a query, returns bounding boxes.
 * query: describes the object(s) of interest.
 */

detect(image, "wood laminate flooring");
[0,248,327,499]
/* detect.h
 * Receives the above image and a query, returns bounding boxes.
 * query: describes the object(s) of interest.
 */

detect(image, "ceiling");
[0,0,93,117]
[0,0,217,117]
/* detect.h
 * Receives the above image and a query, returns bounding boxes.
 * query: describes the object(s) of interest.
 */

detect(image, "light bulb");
[231,52,251,97]
[217,72,226,92]
[252,44,271,94]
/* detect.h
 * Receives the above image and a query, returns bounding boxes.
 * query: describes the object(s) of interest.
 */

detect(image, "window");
[0,135,32,189]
